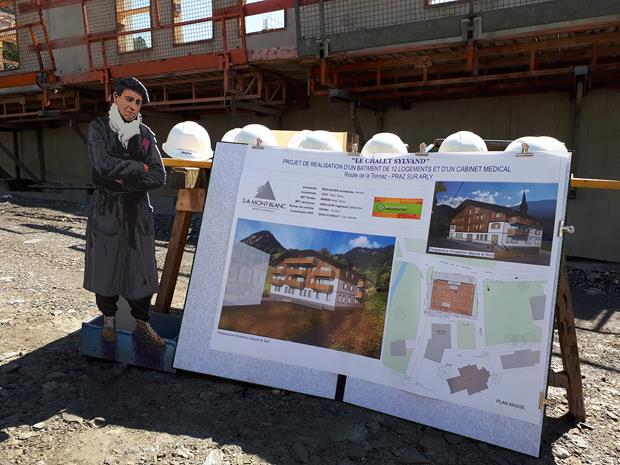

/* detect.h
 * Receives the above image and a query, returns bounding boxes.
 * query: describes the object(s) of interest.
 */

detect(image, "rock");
[330,424,368,443]
[397,450,431,464]
[17,366,45,379]
[577,422,594,431]
[41,381,59,391]
[0,352,20,361]
[17,431,38,440]
[199,390,212,401]
[555,446,571,459]
[61,412,83,424]
[88,417,106,427]
[366,421,381,433]
[566,457,582,465]
[607,411,618,421]
[567,434,590,450]
[291,443,309,463]
[443,433,465,445]
[44,371,68,382]
[347,446,366,461]
[5,373,21,384]
[32,422,46,431]
[418,435,447,454]
[585,287,605,296]
[1,363,20,374]
[174,446,192,459]
[201,449,223,465]
[272,389,281,395]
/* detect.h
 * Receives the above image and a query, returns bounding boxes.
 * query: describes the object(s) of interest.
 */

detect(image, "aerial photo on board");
[427,181,559,266]
[218,218,396,358]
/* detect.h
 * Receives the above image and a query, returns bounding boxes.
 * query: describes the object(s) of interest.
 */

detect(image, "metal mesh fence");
[299,0,556,39]
[0,0,54,76]
[472,0,554,13]
[84,0,241,70]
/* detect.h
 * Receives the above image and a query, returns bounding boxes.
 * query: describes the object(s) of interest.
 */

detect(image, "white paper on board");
[175,143,572,456]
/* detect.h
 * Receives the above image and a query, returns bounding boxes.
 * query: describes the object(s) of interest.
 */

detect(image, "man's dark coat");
[84,116,165,299]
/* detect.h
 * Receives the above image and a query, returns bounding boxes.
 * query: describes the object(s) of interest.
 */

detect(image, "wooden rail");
[570,177,620,190]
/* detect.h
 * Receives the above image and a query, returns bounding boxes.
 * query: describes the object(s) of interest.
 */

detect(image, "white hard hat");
[438,131,488,153]
[222,128,242,143]
[361,133,408,156]
[162,121,213,160]
[287,130,312,149]
[231,124,278,146]
[504,136,568,153]
[538,136,568,152]
[288,130,342,151]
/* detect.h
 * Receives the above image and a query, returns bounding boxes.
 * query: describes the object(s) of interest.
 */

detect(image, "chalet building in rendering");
[270,251,367,310]
[448,193,543,249]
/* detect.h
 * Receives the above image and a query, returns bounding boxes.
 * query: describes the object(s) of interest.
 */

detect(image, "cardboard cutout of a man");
[84,77,166,348]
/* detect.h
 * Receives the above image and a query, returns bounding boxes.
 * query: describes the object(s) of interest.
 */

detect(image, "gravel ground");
[0,194,618,465]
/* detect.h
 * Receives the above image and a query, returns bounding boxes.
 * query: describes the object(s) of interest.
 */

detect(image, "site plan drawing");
[382,237,552,424]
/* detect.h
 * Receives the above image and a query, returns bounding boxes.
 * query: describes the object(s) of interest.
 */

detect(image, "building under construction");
[0,0,619,261]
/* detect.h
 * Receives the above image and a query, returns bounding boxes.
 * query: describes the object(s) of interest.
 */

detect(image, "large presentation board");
[175,143,572,456]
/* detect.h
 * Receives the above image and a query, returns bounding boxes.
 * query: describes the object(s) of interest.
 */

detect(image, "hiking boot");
[133,320,165,349]
[102,316,117,343]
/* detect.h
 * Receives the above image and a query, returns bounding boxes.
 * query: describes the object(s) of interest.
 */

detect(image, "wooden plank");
[272,130,354,152]
[168,168,201,189]
[0,139,40,181]
[548,369,569,389]
[163,158,213,169]
[155,209,193,313]
[176,188,206,213]
[554,257,587,420]
[570,177,620,190]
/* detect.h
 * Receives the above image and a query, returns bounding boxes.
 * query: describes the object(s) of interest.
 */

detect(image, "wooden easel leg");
[553,256,587,420]
[155,209,192,313]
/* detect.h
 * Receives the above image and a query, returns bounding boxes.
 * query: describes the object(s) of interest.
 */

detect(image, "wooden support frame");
[547,256,586,420]
[154,187,206,313]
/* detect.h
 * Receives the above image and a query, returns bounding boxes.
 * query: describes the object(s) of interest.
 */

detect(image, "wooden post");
[548,256,586,420]
[154,188,206,313]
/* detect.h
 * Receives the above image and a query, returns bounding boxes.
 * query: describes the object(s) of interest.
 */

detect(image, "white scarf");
[108,103,142,149]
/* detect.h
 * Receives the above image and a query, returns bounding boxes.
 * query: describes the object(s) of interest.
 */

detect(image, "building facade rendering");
[270,251,367,310]
[448,194,543,249]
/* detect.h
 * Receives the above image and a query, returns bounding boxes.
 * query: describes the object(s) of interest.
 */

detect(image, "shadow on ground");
[0,329,581,465]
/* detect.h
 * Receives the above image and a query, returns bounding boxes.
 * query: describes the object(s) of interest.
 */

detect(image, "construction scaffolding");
[0,0,618,122]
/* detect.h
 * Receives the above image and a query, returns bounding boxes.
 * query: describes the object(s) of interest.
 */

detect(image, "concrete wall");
[246,8,297,51]
[297,0,620,56]
[564,89,620,262]
[279,90,620,262]
[1,88,618,261]
[43,4,89,77]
